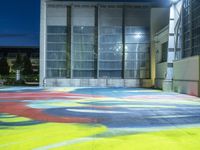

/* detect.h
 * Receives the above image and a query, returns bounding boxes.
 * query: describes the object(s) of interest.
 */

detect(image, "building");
[0,46,39,74]
[40,0,199,96]
[40,0,169,87]
[154,0,200,96]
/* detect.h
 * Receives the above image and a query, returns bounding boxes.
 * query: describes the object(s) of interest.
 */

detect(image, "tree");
[13,53,23,71]
[22,55,33,75]
[0,56,10,76]
[13,53,23,81]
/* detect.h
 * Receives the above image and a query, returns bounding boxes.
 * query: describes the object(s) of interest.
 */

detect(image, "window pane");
[124,9,150,79]
[46,25,67,77]
[72,7,95,78]
[99,7,123,78]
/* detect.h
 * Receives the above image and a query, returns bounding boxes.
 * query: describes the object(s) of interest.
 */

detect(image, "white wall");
[155,62,167,89]
[156,62,167,79]
[174,56,199,81]
[173,56,200,96]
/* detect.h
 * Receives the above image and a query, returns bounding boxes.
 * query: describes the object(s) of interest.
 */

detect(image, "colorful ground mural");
[0,87,200,150]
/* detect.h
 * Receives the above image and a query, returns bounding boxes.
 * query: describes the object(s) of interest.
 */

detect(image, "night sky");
[0,0,169,47]
[0,0,40,47]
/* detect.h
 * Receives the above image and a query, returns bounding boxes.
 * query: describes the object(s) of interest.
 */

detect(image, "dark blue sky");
[0,0,40,47]
[0,0,169,47]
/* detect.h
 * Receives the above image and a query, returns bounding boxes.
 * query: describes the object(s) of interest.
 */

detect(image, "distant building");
[0,46,39,73]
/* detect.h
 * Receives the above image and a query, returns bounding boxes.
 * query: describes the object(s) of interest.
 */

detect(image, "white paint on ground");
[66,109,128,114]
[34,137,101,150]
[149,115,200,119]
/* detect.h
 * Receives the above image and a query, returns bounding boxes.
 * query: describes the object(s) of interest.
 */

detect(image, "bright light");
[134,32,142,39]
[116,45,122,52]
[125,45,128,50]
[170,0,179,4]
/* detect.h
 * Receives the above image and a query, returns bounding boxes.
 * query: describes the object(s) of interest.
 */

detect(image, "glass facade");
[182,0,200,58]
[191,0,200,56]
[72,7,96,78]
[46,5,151,79]
[99,8,123,78]
[182,0,192,57]
[125,8,150,78]
[46,5,67,78]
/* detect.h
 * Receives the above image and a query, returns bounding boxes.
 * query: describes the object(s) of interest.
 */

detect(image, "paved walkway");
[0,87,200,150]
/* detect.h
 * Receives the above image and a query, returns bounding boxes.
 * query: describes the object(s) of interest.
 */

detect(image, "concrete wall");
[173,56,200,96]
[154,26,169,63]
[155,62,167,89]
[154,26,169,89]
[40,0,46,86]
[150,8,169,85]
[45,79,152,88]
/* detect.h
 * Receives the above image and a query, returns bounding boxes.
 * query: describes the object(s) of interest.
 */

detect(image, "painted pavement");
[0,87,200,150]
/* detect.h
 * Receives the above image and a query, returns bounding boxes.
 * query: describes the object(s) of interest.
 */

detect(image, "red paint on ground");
[0,102,96,123]
[0,92,101,100]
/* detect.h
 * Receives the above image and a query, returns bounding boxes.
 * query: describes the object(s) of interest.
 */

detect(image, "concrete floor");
[0,87,200,150]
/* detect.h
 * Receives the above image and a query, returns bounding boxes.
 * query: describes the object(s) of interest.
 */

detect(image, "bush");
[0,57,10,76]
[4,77,15,85]
[24,75,39,82]
[15,79,25,85]
[22,55,33,75]
[4,76,25,86]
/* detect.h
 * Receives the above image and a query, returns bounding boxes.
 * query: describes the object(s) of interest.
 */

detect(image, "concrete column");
[163,4,176,91]
[163,0,183,91]
[122,6,125,79]
[66,6,71,78]
[39,0,47,86]
[94,6,99,78]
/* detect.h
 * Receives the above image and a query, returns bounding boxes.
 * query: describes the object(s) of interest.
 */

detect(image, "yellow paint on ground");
[56,128,200,150]
[0,116,31,123]
[0,115,106,150]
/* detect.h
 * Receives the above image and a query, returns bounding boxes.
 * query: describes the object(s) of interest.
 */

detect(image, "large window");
[191,0,200,56]
[182,0,192,57]
[99,7,123,78]
[161,42,168,62]
[125,8,150,78]
[72,7,96,78]
[46,5,67,78]
[45,4,151,79]
[182,0,200,57]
